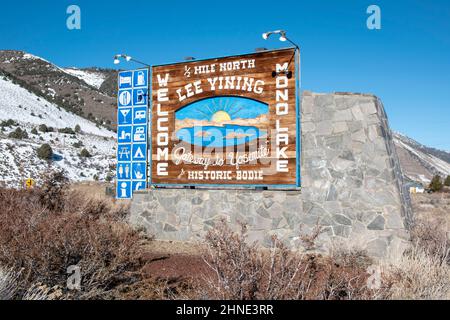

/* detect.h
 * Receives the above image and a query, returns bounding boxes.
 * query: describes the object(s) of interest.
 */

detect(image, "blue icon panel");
[116,68,149,199]
[132,143,147,161]
[133,106,147,124]
[117,125,132,143]
[116,180,132,199]
[117,144,132,161]
[118,89,133,107]
[118,71,133,89]
[132,125,147,143]
[117,162,132,180]
[118,107,132,125]
[132,162,147,180]
[133,69,148,88]
[132,181,147,192]
[133,88,148,106]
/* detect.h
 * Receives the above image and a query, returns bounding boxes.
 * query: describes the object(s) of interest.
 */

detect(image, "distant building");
[407,182,425,194]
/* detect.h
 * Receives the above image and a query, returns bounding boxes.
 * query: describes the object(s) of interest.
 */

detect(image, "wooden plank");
[151,48,299,187]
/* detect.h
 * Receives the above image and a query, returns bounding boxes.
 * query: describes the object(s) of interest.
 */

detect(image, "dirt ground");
[70,182,210,281]
[69,181,115,200]
[140,242,210,281]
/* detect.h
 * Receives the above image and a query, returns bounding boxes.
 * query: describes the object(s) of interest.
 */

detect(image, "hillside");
[0,51,117,129]
[393,132,450,184]
[0,75,116,188]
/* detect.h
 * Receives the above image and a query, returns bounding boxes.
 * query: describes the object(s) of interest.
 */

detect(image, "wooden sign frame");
[150,48,300,189]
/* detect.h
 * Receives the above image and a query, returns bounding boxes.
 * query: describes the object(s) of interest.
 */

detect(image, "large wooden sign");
[151,48,300,188]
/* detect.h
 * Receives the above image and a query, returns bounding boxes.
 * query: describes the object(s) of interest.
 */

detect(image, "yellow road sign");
[25,178,34,188]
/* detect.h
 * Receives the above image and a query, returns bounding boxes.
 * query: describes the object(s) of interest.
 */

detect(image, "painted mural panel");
[151,48,300,188]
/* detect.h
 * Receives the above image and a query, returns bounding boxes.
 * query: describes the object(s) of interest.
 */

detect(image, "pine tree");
[429,175,443,192]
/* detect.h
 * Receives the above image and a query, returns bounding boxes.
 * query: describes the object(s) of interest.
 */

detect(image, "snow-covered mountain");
[394,132,450,184]
[0,50,117,129]
[0,73,116,188]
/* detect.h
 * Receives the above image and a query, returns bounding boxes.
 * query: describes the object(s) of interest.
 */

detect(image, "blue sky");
[0,0,449,149]
[176,97,268,121]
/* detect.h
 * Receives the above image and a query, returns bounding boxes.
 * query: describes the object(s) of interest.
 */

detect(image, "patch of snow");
[62,68,106,89]
[22,53,50,64]
[47,87,56,98]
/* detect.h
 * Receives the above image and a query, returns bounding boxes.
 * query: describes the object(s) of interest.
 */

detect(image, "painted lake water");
[176,125,267,148]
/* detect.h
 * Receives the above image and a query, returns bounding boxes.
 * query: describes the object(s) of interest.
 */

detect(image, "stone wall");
[130,91,413,258]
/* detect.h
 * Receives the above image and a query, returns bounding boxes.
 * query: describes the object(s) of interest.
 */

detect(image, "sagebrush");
[0,171,146,299]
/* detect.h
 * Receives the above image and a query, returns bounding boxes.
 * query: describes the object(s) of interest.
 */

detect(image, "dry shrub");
[380,218,450,300]
[0,171,147,299]
[316,248,377,300]
[299,221,326,251]
[37,170,69,211]
[201,220,376,300]
[410,219,449,265]
[203,222,263,300]
[382,245,450,300]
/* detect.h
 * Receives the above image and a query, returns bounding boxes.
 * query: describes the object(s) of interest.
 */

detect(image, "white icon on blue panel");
[117,180,132,199]
[133,181,146,191]
[118,108,132,124]
[117,162,131,179]
[117,144,131,161]
[118,126,132,143]
[133,125,147,142]
[132,162,147,180]
[118,90,132,107]
[132,143,146,161]
[133,89,148,105]
[133,70,148,88]
[133,107,147,124]
[118,71,133,89]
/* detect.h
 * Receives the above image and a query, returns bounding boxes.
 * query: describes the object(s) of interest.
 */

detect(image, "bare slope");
[393,132,450,184]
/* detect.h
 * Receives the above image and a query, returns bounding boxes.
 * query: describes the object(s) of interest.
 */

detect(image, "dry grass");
[380,211,450,300]
[412,193,450,233]
[0,267,20,300]
[382,245,450,299]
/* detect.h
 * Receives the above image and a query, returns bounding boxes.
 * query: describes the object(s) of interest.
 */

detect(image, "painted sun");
[211,110,231,123]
